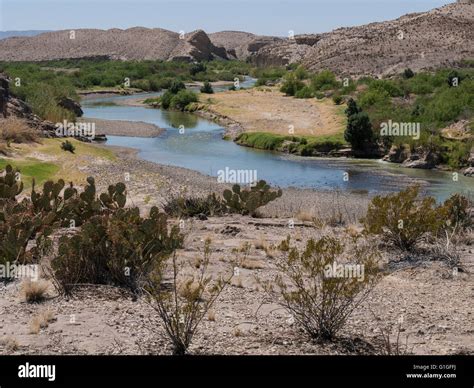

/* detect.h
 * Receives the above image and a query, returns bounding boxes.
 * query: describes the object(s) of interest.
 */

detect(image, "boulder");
[58,97,83,117]
[463,167,474,177]
[383,144,412,163]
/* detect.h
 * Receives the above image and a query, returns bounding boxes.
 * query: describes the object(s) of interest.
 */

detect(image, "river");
[82,79,473,202]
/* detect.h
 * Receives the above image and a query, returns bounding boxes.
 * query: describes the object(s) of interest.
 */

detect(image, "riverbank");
[78,117,164,138]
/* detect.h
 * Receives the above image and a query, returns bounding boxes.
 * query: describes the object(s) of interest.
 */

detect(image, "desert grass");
[29,309,55,334]
[21,279,49,303]
[0,336,19,352]
[0,118,39,144]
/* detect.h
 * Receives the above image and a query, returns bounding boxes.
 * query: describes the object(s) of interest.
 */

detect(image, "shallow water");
[82,79,473,201]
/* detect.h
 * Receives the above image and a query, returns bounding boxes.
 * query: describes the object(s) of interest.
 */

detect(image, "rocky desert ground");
[0,141,472,356]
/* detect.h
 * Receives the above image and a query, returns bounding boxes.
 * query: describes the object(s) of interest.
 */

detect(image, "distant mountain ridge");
[0,2,472,76]
[0,30,51,40]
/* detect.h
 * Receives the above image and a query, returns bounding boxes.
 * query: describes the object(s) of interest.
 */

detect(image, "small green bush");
[295,86,313,99]
[280,74,305,96]
[60,140,75,153]
[170,90,198,111]
[268,235,380,340]
[362,186,443,251]
[311,70,339,92]
[200,81,214,94]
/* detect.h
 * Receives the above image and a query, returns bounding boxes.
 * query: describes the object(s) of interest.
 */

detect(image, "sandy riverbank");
[78,117,164,138]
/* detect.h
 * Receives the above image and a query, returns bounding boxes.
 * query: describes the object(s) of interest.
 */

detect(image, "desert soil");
[0,143,473,356]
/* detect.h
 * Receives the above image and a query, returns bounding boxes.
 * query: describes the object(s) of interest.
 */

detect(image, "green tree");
[345,98,361,117]
[344,112,374,150]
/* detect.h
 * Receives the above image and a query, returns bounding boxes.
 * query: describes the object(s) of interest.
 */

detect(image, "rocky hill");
[0,2,472,76]
[248,2,474,76]
[0,28,229,62]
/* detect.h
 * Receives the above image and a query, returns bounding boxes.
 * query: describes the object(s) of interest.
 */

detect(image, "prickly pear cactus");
[31,179,65,213]
[100,182,127,209]
[0,165,23,201]
[223,180,282,216]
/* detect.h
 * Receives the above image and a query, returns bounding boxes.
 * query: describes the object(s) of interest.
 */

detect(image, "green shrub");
[280,73,305,96]
[294,65,309,80]
[170,90,198,111]
[145,239,230,355]
[267,235,380,340]
[236,132,286,151]
[362,186,443,251]
[200,81,214,94]
[358,88,390,109]
[190,62,206,76]
[344,112,374,151]
[440,193,472,231]
[404,68,415,79]
[159,91,173,109]
[169,80,186,94]
[295,86,313,99]
[61,140,75,153]
[311,70,339,92]
[332,95,343,105]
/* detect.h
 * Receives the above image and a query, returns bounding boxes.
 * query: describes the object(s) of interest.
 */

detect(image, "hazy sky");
[0,0,451,36]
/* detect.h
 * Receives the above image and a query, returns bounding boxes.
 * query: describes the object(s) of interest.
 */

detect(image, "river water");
[82,79,473,201]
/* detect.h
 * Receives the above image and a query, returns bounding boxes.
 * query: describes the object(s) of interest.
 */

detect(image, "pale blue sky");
[0,0,451,36]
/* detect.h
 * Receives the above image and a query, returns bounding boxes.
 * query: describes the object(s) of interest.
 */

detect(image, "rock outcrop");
[58,97,83,117]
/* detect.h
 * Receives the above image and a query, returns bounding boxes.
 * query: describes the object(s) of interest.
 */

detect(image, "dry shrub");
[21,279,49,303]
[267,235,381,341]
[254,235,268,250]
[29,309,55,334]
[0,118,38,144]
[145,239,232,355]
[0,336,19,352]
[370,310,411,355]
[207,310,216,322]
